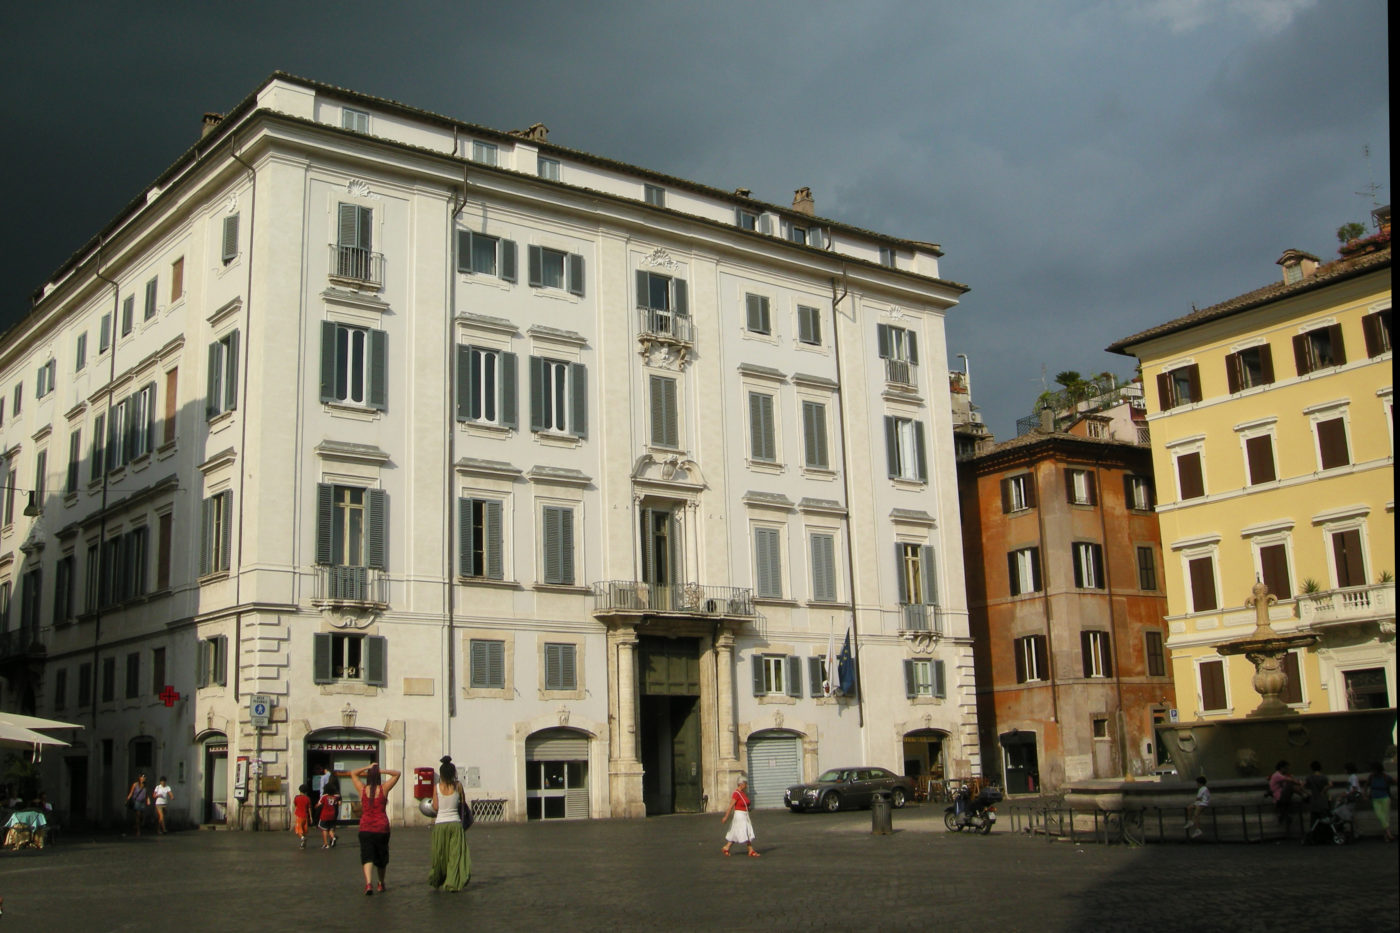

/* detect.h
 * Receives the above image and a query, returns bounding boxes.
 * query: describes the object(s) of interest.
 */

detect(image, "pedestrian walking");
[721,776,759,857]
[317,777,341,849]
[124,773,150,837]
[152,777,173,835]
[1366,762,1396,842]
[1303,761,1332,842]
[293,784,313,849]
[1186,776,1210,839]
[427,755,472,892]
[1269,761,1303,824]
[350,763,400,895]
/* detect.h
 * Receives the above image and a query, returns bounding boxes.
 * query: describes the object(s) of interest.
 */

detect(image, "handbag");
[457,784,473,830]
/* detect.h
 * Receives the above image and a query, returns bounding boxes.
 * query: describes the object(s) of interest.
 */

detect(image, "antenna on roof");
[1355,143,1383,218]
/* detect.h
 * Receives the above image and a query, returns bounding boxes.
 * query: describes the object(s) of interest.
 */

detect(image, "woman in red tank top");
[722,776,760,857]
[350,763,401,895]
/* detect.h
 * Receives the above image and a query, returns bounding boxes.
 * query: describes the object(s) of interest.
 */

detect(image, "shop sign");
[307,741,378,753]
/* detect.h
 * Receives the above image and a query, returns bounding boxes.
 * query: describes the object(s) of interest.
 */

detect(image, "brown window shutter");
[1185,364,1201,403]
[1332,529,1365,588]
[1327,324,1346,366]
[1200,660,1226,711]
[1080,631,1093,677]
[1189,556,1217,612]
[1001,478,1012,514]
[1007,551,1020,596]
[1034,636,1048,680]
[1177,452,1204,500]
[1259,543,1291,599]
[1280,652,1303,705]
[1363,313,1382,357]
[1258,344,1275,384]
[1225,352,1241,394]
[1065,468,1075,503]
[1293,333,1311,375]
[1024,475,1037,509]
[1086,472,1097,506]
[1014,638,1027,683]
[1316,418,1349,470]
[1156,372,1173,411]
[1245,434,1276,484]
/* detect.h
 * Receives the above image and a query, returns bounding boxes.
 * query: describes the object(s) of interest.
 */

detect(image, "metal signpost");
[250,695,271,829]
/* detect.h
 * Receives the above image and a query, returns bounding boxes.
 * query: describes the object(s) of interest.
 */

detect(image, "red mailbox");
[413,767,436,799]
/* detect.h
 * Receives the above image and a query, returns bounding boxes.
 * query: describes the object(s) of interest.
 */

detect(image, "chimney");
[201,112,224,138]
[792,187,815,216]
[509,123,549,142]
[1038,407,1055,433]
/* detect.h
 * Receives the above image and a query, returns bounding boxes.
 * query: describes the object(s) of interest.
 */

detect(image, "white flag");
[824,633,837,697]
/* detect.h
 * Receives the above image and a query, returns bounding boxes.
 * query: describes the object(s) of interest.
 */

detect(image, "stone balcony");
[1298,582,1395,633]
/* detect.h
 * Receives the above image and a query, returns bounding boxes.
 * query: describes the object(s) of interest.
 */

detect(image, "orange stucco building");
[959,428,1175,792]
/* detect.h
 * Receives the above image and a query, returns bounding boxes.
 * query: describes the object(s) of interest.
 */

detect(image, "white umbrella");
[0,721,71,749]
[0,713,83,732]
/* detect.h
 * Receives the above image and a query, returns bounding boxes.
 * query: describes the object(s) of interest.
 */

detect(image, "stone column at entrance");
[608,623,646,818]
[714,627,741,796]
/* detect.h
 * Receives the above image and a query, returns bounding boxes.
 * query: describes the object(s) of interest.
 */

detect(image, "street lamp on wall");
[0,486,43,517]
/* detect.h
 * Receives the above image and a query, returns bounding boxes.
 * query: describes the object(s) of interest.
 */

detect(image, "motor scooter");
[943,783,1002,834]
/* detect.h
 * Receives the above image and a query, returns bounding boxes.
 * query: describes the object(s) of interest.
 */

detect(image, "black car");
[784,767,915,812]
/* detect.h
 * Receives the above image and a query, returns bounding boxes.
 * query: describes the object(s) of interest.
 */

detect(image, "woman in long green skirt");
[427,755,472,891]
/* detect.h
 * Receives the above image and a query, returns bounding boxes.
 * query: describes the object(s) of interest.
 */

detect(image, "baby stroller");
[1303,791,1357,845]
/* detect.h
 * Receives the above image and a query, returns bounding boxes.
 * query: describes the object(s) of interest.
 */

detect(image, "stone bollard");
[871,792,893,835]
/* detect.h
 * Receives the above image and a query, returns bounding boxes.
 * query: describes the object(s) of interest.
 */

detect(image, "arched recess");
[525,727,592,820]
[744,729,804,809]
[901,727,950,797]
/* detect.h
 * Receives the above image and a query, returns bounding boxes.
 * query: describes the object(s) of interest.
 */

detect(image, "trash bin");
[871,792,893,835]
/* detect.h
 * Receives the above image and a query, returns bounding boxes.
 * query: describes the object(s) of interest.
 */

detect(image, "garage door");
[746,733,802,809]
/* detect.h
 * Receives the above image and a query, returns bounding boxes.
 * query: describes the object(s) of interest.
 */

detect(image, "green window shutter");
[746,294,763,332]
[635,270,649,309]
[315,483,334,565]
[650,376,677,447]
[877,323,892,359]
[897,544,910,603]
[785,656,802,697]
[484,500,504,580]
[313,632,333,684]
[469,640,488,687]
[933,659,946,698]
[365,636,387,687]
[195,639,207,689]
[319,322,337,403]
[754,527,781,598]
[673,279,688,316]
[802,401,827,468]
[500,240,517,283]
[91,414,105,481]
[528,245,543,287]
[366,489,387,570]
[221,215,239,262]
[529,357,544,432]
[903,659,916,698]
[367,329,388,411]
[458,498,474,577]
[206,341,221,417]
[224,331,239,412]
[338,203,358,249]
[811,534,835,602]
[358,205,373,251]
[751,655,765,696]
[456,230,473,273]
[542,506,565,584]
[884,417,898,478]
[455,345,472,421]
[198,498,212,577]
[920,545,937,605]
[501,352,518,429]
[219,490,233,571]
[545,644,561,689]
[907,331,919,365]
[914,422,928,481]
[568,254,585,297]
[808,657,823,695]
[569,363,587,438]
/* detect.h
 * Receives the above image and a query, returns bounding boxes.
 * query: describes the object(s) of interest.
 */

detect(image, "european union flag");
[837,630,856,696]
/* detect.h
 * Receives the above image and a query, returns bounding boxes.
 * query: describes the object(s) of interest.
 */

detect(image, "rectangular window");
[1014,635,1048,684]
[65,431,81,494]
[736,209,760,231]
[207,330,240,418]
[636,270,688,314]
[99,313,111,352]
[1175,450,1205,500]
[83,543,98,613]
[1276,650,1304,705]
[903,658,946,698]
[753,526,783,599]
[896,543,938,607]
[106,400,128,472]
[1258,542,1292,600]
[876,324,919,385]
[1124,474,1154,511]
[528,357,587,437]
[144,277,158,321]
[469,639,506,689]
[809,533,837,602]
[748,392,777,462]
[1188,555,1218,612]
[1315,417,1350,470]
[527,245,584,296]
[1145,631,1167,677]
[459,497,504,580]
[54,555,74,624]
[157,513,173,591]
[11,384,17,416]
[884,416,927,481]
[1136,546,1157,591]
[1198,658,1228,712]
[1008,547,1042,597]
[319,322,388,411]
[540,506,575,586]
[36,359,56,398]
[1072,542,1105,589]
[753,654,801,697]
[342,107,369,133]
[544,643,578,690]
[537,157,560,181]
[315,484,388,574]
[54,668,67,710]
[312,632,386,685]
[151,647,166,696]
[1362,309,1392,357]
[1066,468,1097,506]
[1156,363,1201,410]
[801,400,828,469]
[1245,434,1277,484]
[129,382,156,461]
[745,294,771,335]
[75,332,87,372]
[125,652,140,699]
[19,569,41,630]
[1225,345,1274,392]
[334,203,374,280]
[221,215,239,264]
[199,490,234,576]
[643,184,666,207]
[1343,668,1390,710]
[2,464,15,525]
[101,656,116,703]
[90,413,105,482]
[163,368,178,445]
[1081,630,1112,678]
[879,246,897,268]
[456,230,518,282]
[121,295,135,336]
[796,305,821,345]
[170,257,184,302]
[456,345,517,428]
[76,662,93,706]
[649,375,679,448]
[1293,325,1345,375]
[33,450,46,501]
[1330,528,1366,588]
[1001,474,1036,512]
[471,141,498,165]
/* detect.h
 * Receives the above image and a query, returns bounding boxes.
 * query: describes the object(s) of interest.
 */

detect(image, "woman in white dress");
[722,776,759,857]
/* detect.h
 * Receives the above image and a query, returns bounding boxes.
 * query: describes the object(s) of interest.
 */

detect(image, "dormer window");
[1276,249,1319,285]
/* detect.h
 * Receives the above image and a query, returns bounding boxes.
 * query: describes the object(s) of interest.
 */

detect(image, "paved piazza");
[3,804,1396,931]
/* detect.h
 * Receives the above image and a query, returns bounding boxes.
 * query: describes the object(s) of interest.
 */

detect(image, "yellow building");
[1109,224,1393,723]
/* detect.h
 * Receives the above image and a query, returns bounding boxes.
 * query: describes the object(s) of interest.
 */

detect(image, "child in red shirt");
[292,784,312,849]
[318,780,341,849]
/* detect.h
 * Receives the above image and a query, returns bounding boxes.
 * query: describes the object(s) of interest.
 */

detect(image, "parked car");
[784,767,915,812]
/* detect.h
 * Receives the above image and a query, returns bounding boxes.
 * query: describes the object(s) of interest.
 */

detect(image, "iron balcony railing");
[899,603,944,634]
[885,358,917,387]
[592,580,756,617]
[313,566,388,605]
[329,244,385,287]
[0,626,45,661]
[637,308,694,345]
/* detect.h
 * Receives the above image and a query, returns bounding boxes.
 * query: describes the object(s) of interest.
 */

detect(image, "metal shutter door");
[527,731,588,760]
[746,734,802,809]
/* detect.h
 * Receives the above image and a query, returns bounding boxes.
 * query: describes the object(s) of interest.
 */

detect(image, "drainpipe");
[827,270,864,731]
[90,252,120,737]
[1092,455,1131,778]
[445,168,469,728]
[1033,457,1061,743]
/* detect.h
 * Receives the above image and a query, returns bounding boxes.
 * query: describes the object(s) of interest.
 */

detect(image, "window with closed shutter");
[1145,631,1166,677]
[541,506,575,586]
[1199,659,1227,712]
[1188,555,1217,612]
[1330,529,1366,588]
[221,215,239,263]
[1315,417,1350,470]
[809,533,837,602]
[1258,543,1292,599]
[1280,651,1303,705]
[801,400,828,469]
[753,527,783,599]
[748,392,777,462]
[1245,434,1276,484]
[544,643,578,691]
[745,294,771,334]
[470,639,506,689]
[1362,309,1392,357]
[1176,451,1205,500]
[649,375,679,448]
[797,305,821,345]
[1136,546,1157,590]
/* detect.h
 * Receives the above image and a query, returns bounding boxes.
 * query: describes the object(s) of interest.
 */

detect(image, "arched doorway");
[745,730,802,809]
[305,729,383,821]
[201,734,228,824]
[1000,730,1040,795]
[525,727,590,820]
[902,729,949,793]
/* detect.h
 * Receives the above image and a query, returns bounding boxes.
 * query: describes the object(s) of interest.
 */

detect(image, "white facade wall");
[0,75,976,827]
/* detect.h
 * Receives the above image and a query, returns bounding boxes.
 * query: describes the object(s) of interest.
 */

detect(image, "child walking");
[318,777,341,849]
[293,784,313,849]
